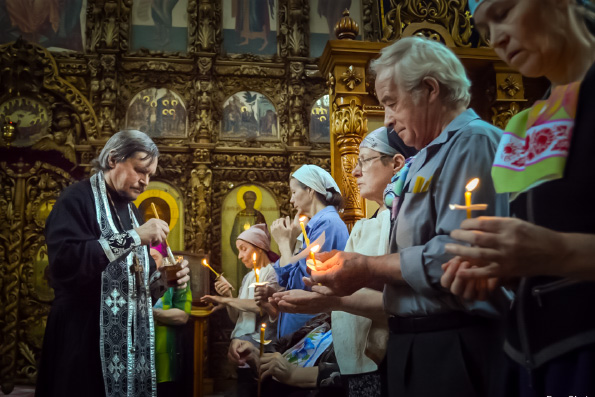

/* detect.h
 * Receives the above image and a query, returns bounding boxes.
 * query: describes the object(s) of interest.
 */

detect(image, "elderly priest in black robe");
[35,130,190,397]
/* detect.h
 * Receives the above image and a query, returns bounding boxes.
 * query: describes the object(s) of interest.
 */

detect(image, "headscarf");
[237,223,280,263]
[360,126,399,155]
[292,165,341,201]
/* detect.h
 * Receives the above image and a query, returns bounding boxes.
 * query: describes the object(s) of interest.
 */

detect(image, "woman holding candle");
[265,127,417,396]
[267,164,349,339]
[442,0,595,395]
[200,223,279,345]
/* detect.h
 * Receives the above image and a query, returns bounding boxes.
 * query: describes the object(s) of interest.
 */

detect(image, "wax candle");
[201,259,220,278]
[465,178,479,219]
[252,252,260,282]
[299,215,311,246]
[306,244,321,271]
[258,323,266,397]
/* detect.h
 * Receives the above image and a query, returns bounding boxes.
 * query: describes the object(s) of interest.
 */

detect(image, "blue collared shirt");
[274,206,349,337]
[384,109,510,318]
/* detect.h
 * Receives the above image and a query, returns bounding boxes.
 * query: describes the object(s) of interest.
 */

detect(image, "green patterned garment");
[154,285,192,383]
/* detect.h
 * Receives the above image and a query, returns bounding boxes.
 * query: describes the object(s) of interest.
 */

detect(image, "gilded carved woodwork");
[279,0,309,58]
[0,40,98,146]
[331,97,367,228]
[0,160,73,394]
[381,0,473,47]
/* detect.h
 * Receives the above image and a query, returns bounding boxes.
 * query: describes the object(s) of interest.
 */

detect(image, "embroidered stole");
[90,172,156,397]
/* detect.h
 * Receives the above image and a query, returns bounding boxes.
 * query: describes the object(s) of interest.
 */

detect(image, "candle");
[306,244,321,271]
[252,252,260,282]
[258,323,266,397]
[201,259,220,278]
[151,202,176,264]
[299,215,311,246]
[465,178,479,219]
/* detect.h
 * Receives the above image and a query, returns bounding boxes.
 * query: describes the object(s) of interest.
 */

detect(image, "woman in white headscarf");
[266,165,349,338]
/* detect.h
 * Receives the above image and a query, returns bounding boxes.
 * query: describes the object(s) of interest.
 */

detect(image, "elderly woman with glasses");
[442,0,595,395]
[308,36,511,397]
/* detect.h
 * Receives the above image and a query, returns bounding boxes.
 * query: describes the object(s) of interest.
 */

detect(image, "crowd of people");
[35,0,595,396]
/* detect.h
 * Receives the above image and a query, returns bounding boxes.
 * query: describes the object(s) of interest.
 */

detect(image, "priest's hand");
[135,218,170,246]
[307,251,371,296]
[174,259,190,289]
[272,289,338,314]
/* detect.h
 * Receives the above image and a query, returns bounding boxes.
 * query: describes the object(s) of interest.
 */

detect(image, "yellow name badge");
[412,175,433,193]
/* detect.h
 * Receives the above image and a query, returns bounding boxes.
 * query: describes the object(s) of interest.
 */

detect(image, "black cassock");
[36,177,158,397]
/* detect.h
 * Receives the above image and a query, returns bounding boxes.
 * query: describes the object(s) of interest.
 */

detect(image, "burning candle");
[465,178,479,219]
[257,323,267,397]
[252,252,260,282]
[201,259,220,278]
[306,244,321,271]
[299,215,311,246]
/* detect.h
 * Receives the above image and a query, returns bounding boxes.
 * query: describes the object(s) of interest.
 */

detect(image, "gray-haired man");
[36,130,190,397]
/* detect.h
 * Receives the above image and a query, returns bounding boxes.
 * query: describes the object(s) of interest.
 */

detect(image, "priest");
[35,130,190,397]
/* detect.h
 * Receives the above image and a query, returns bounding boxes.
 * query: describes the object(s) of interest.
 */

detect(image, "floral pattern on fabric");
[492,81,580,194]
[282,324,332,367]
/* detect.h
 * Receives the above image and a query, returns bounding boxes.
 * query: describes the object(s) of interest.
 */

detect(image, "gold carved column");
[319,12,387,230]
[491,61,527,129]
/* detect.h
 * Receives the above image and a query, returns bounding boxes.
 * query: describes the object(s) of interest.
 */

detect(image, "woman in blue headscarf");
[264,165,349,338]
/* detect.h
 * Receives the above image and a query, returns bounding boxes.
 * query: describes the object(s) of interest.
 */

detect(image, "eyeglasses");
[356,155,388,170]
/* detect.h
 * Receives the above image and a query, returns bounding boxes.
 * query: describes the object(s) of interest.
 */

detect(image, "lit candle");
[252,252,260,282]
[465,178,479,219]
[254,268,260,283]
[201,259,220,278]
[299,215,311,246]
[258,323,266,397]
[306,244,321,271]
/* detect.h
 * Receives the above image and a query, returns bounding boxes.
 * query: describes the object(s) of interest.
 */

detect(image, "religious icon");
[131,0,188,52]
[0,0,86,52]
[222,185,280,290]
[134,182,184,251]
[222,0,277,55]
[125,88,187,138]
[309,0,362,57]
[230,187,267,284]
[310,95,330,143]
[221,91,279,140]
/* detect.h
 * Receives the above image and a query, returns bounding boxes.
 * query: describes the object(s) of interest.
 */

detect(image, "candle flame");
[310,244,320,253]
[466,178,479,192]
[261,323,266,328]
[299,215,307,222]
[252,252,257,262]
[202,259,208,266]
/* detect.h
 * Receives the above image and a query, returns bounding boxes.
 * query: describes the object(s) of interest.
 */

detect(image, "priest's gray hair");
[370,36,471,108]
[91,129,159,173]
